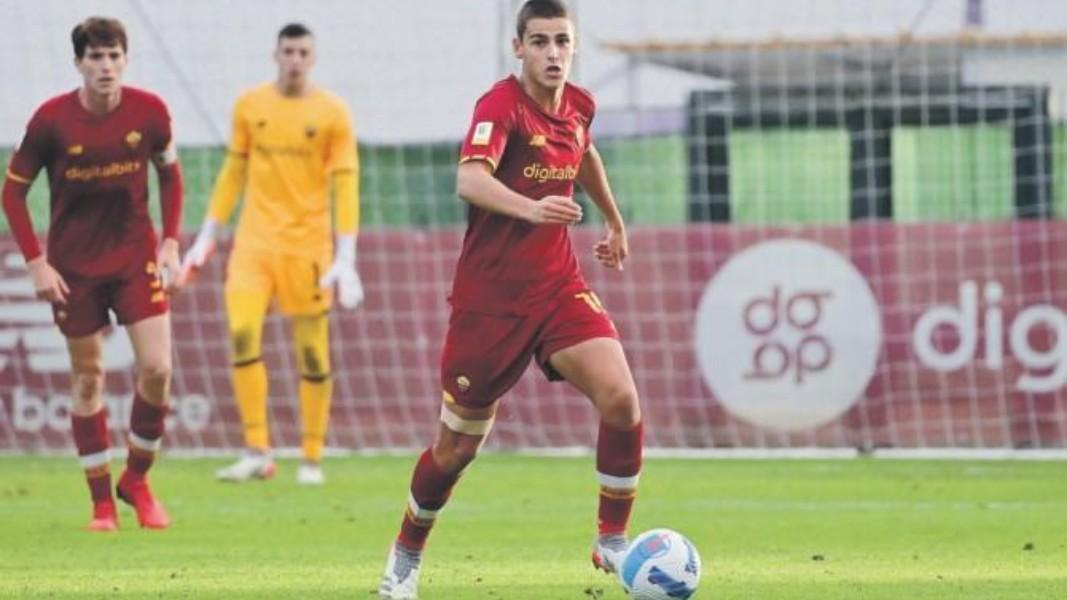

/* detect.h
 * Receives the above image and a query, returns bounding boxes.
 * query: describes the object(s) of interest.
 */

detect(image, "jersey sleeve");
[148,96,179,167]
[576,87,596,152]
[6,108,52,185]
[228,96,251,157]
[458,91,514,172]
[327,102,358,174]
[583,108,595,152]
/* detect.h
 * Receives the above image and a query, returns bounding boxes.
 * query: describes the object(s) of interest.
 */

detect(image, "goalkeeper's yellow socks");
[293,313,332,462]
[233,359,270,450]
[299,376,332,462]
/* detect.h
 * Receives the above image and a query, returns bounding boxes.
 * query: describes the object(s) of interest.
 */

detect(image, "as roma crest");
[125,130,143,149]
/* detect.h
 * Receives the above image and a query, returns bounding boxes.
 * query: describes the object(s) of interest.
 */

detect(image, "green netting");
[892,125,1015,222]
[6,126,1055,231]
[177,145,465,229]
[1,135,688,232]
[1054,124,1067,218]
[728,129,851,225]
[0,147,220,232]
[578,135,687,226]
[0,148,50,229]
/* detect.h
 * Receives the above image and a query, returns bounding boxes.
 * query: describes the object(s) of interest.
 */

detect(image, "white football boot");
[591,533,629,574]
[215,450,277,482]
[379,543,422,599]
[296,462,326,486]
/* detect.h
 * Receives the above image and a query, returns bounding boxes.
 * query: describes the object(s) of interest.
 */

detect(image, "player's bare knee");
[433,434,482,474]
[138,360,172,401]
[597,385,641,429]
[436,403,494,472]
[443,444,480,474]
[71,371,104,410]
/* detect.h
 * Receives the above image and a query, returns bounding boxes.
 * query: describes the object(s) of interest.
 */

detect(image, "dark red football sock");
[126,393,166,477]
[71,409,112,504]
[397,447,461,551]
[596,421,643,535]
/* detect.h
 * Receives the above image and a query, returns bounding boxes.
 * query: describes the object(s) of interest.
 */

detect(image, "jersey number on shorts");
[575,291,605,314]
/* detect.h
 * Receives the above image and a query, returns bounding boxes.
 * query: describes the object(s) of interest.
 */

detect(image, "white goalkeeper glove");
[179,219,218,285]
[319,234,364,310]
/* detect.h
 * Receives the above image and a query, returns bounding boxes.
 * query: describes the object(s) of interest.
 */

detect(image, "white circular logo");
[694,239,882,431]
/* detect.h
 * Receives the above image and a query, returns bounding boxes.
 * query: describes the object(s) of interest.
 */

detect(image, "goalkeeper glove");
[319,234,364,310]
[179,219,218,285]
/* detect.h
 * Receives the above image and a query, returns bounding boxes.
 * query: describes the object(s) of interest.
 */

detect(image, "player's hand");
[157,238,182,294]
[594,223,628,271]
[320,262,364,310]
[27,256,70,304]
[179,220,218,286]
[319,234,363,310]
[527,195,582,225]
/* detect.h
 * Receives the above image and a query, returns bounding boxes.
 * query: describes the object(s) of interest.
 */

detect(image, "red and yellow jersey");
[453,76,595,314]
[6,87,172,278]
[218,83,357,259]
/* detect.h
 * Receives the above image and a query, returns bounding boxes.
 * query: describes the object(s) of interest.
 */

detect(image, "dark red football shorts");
[440,289,618,409]
[53,255,169,338]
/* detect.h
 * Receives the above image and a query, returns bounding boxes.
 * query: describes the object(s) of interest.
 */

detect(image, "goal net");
[2,2,1067,453]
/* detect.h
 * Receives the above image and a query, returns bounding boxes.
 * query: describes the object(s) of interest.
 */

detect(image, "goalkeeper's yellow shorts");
[225,245,333,316]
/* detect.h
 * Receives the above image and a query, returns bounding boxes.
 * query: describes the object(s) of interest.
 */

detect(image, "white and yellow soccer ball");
[618,529,702,599]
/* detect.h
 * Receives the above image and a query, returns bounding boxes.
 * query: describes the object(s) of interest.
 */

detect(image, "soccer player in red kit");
[1,17,183,531]
[379,1,641,596]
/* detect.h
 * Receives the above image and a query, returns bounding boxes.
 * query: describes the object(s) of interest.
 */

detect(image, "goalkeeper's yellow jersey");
[217,83,358,259]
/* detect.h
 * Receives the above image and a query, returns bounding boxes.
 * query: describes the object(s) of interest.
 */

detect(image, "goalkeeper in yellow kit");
[181,23,361,485]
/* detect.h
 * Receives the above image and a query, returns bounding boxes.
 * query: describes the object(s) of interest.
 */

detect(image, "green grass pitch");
[1,455,1066,599]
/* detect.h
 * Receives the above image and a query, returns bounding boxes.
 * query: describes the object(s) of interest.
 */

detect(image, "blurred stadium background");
[3,0,1067,455]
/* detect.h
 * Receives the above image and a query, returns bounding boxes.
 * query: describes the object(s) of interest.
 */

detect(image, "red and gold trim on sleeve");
[5,169,31,185]
[458,155,499,172]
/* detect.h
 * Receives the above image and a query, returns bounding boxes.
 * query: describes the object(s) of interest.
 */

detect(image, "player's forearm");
[577,145,625,230]
[456,162,537,221]
[332,169,360,236]
[2,177,42,261]
[206,154,247,224]
[157,162,184,241]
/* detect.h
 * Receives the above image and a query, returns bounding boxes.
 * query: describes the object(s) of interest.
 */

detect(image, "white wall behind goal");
[2,0,1067,144]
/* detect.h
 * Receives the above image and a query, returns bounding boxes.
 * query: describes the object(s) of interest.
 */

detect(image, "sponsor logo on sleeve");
[471,122,493,146]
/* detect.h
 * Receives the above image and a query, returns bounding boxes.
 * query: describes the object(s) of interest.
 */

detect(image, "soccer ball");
[617,529,702,599]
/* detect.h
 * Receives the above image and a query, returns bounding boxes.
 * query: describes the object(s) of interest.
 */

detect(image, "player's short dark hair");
[71,17,127,59]
[278,23,313,43]
[516,0,570,39]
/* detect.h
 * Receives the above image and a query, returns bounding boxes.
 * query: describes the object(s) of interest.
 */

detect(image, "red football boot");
[116,472,171,529]
[86,500,118,532]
